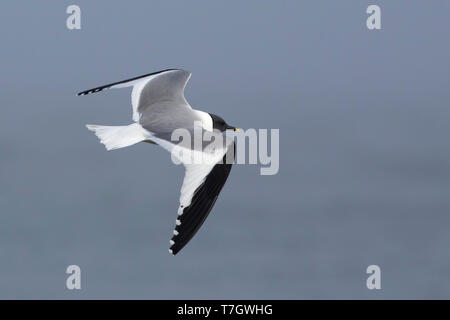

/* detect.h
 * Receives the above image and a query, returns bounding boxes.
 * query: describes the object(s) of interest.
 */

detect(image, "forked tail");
[86,123,148,151]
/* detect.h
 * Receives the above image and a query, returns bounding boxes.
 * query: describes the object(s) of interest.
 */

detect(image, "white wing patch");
[149,133,232,215]
[130,79,150,121]
[178,163,216,213]
[112,74,159,122]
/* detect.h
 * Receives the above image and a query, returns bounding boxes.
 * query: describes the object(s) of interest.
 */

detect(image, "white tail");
[86,123,149,151]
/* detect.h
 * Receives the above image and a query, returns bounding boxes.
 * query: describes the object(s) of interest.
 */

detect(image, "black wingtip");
[77,90,92,96]
[77,87,106,96]
[169,237,180,255]
[76,68,184,98]
[169,247,178,255]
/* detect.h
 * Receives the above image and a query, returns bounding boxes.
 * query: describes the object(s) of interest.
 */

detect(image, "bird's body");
[78,69,237,255]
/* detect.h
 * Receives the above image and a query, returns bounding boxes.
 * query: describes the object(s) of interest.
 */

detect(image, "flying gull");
[77,69,238,255]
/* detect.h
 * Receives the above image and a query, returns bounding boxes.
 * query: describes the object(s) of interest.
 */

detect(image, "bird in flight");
[78,69,238,255]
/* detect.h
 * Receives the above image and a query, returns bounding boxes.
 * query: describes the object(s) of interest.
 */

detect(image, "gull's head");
[209,113,239,132]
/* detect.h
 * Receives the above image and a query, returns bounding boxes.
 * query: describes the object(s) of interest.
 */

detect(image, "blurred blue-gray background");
[0,1,449,299]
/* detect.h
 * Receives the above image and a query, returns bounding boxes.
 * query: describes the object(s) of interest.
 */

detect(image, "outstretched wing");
[150,131,235,255]
[77,69,192,122]
[170,153,233,255]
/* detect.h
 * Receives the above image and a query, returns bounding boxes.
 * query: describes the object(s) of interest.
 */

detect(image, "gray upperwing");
[137,70,200,133]
[138,69,191,114]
